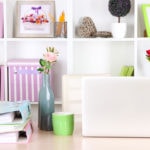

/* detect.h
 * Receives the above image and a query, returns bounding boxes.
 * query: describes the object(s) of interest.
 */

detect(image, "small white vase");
[111,23,127,38]
[143,61,150,77]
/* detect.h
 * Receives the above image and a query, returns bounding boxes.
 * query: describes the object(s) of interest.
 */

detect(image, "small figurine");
[77,17,112,38]
[77,17,97,38]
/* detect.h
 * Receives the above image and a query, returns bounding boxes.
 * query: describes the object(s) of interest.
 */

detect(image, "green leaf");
[37,68,44,72]
[51,47,54,52]
[39,59,46,66]
[146,56,150,62]
[46,47,49,52]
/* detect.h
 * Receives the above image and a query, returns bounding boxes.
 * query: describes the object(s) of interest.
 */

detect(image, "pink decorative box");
[7,59,53,102]
[0,2,3,38]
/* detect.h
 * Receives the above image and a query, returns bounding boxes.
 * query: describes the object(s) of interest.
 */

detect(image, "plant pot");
[143,60,150,77]
[111,23,127,38]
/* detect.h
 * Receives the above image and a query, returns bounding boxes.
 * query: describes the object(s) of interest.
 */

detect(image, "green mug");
[52,112,74,136]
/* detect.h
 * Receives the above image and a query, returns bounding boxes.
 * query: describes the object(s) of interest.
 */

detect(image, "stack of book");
[120,65,134,76]
[0,100,33,143]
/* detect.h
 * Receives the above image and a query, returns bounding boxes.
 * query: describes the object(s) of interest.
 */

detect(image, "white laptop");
[82,77,150,137]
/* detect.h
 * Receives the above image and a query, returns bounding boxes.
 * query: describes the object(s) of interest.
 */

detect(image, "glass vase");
[38,73,54,131]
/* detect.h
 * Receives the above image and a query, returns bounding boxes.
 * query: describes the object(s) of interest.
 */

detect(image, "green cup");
[52,112,74,136]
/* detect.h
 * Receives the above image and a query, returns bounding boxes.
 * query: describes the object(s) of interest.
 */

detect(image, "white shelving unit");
[0,0,69,113]
[72,0,134,75]
[72,0,150,78]
[0,0,150,116]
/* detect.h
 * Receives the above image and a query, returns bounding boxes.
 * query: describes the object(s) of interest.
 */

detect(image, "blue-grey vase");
[38,73,54,131]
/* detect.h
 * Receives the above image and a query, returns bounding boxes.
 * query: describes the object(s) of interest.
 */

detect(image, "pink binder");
[0,65,5,101]
[0,121,33,143]
[0,2,4,38]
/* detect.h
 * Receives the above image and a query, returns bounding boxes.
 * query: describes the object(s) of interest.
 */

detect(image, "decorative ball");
[108,0,131,17]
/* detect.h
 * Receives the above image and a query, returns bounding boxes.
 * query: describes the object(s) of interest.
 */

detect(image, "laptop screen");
[82,77,150,137]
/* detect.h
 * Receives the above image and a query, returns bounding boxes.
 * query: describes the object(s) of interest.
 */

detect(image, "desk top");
[1,121,150,150]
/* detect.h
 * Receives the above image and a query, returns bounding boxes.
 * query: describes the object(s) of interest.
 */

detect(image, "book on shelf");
[0,121,33,144]
[0,100,31,124]
[120,66,129,76]
[120,66,134,76]
[126,66,134,76]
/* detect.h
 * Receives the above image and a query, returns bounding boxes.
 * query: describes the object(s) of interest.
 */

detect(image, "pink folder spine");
[0,65,5,101]
[0,2,4,38]
[23,121,33,143]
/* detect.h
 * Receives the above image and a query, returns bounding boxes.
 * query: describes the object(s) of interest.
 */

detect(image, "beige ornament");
[77,17,112,38]
[77,17,97,38]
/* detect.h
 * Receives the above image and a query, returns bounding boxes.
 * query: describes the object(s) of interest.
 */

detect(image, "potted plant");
[108,0,131,38]
[143,49,150,76]
[146,49,150,62]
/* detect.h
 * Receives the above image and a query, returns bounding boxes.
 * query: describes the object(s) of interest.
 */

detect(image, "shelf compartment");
[0,41,5,65]
[73,0,134,38]
[72,41,134,75]
[137,40,150,76]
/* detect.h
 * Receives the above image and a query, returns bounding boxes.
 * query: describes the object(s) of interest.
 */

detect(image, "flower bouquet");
[37,47,59,131]
[37,47,59,74]
[146,49,150,62]
[21,6,49,30]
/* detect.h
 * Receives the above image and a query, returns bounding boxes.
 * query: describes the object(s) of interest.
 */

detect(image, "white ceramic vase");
[111,23,127,38]
[143,61,150,77]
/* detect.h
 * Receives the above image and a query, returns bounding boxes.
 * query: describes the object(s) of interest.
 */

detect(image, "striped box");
[7,59,53,102]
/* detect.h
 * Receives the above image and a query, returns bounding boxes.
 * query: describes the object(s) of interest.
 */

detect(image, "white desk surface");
[1,121,150,150]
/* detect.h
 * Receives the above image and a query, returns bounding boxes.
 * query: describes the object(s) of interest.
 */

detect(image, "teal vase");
[38,73,54,131]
